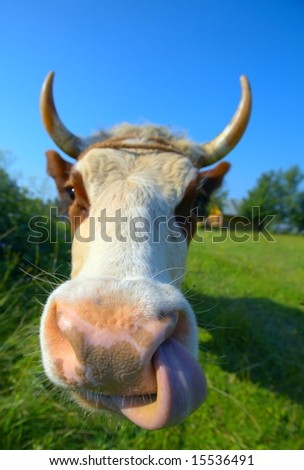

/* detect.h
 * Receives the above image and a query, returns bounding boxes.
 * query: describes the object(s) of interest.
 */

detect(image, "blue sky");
[0,0,303,200]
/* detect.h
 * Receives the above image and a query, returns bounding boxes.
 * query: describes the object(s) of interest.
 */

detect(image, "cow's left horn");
[198,76,252,167]
[40,72,85,159]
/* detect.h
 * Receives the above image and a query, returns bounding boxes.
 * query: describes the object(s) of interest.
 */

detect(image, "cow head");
[40,72,251,430]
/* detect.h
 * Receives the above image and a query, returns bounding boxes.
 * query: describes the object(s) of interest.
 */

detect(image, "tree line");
[240,165,304,232]
[0,163,70,282]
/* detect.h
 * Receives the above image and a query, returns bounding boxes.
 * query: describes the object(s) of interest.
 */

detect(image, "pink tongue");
[115,338,207,430]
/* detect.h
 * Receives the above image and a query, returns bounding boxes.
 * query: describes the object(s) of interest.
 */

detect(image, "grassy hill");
[0,230,303,449]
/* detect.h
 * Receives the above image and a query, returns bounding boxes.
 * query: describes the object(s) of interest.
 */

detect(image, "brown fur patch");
[199,162,231,202]
[174,174,201,243]
[46,150,73,213]
[65,170,90,232]
[175,162,230,242]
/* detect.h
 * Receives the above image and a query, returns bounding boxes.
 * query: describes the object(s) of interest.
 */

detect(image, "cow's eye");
[66,186,75,201]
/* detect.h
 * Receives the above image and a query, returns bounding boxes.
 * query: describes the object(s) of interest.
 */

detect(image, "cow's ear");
[195,162,230,214]
[46,150,73,213]
[199,161,231,197]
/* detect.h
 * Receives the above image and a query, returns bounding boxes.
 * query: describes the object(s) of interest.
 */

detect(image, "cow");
[39,72,251,430]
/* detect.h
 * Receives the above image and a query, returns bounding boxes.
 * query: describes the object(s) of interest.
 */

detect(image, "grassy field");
[0,231,303,450]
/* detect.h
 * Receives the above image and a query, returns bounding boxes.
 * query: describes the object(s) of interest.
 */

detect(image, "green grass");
[0,231,303,449]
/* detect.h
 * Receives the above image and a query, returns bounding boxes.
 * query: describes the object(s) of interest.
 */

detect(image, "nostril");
[57,310,81,353]
[170,310,196,354]
[56,309,72,332]
[137,311,179,362]
[40,304,86,385]
[56,308,93,367]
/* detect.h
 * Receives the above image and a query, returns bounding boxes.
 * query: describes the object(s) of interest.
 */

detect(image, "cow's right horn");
[40,72,85,159]
[197,75,252,167]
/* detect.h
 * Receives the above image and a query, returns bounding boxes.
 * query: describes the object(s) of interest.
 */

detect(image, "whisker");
[150,265,187,281]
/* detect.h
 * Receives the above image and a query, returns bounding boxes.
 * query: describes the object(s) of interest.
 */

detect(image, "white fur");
[73,149,198,285]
